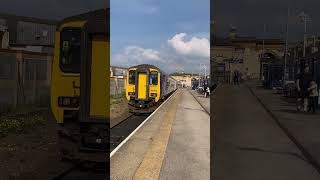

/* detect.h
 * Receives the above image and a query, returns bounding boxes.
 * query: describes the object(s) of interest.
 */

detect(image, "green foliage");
[110,92,126,105]
[0,111,47,138]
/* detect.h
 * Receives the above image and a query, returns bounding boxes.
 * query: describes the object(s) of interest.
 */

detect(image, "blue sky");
[111,0,210,74]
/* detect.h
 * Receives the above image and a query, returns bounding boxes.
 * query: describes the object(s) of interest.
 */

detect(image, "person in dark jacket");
[308,80,318,113]
[233,70,240,85]
[296,66,313,112]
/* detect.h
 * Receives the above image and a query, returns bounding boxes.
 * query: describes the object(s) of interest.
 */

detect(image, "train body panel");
[137,72,147,99]
[126,64,177,113]
[51,22,85,124]
[50,9,109,162]
[89,35,109,117]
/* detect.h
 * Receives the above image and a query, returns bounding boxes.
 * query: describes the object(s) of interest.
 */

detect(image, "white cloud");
[124,46,161,61]
[111,33,210,74]
[112,46,163,67]
[168,33,210,58]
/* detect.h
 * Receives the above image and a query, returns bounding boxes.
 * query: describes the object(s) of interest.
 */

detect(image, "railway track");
[52,90,177,178]
[110,90,178,157]
[51,162,108,180]
[110,114,149,152]
[50,113,147,179]
[247,84,320,175]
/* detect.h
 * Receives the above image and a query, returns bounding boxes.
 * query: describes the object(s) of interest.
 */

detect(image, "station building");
[0,12,57,53]
[0,13,57,112]
[211,28,284,83]
[170,73,203,88]
[110,66,128,97]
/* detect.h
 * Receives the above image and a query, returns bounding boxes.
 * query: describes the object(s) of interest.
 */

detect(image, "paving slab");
[211,84,320,180]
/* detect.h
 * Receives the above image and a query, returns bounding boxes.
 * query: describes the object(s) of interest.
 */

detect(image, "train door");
[138,72,147,99]
[89,35,108,118]
[78,16,109,158]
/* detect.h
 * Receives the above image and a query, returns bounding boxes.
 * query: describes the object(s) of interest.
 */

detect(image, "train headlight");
[58,96,79,108]
[150,93,157,97]
[128,92,135,96]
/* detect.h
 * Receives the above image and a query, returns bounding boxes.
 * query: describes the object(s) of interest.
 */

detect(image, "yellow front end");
[126,67,136,101]
[51,21,86,124]
[126,66,161,113]
[149,68,161,103]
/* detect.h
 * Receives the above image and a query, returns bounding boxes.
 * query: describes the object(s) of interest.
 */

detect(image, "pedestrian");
[233,70,239,85]
[296,66,313,112]
[296,73,303,111]
[238,72,242,84]
[206,86,210,98]
[308,80,318,113]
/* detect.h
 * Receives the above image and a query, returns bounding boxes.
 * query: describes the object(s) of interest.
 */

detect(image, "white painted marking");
[110,90,179,158]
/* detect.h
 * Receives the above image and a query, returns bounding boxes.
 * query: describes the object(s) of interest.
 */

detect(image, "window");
[60,28,81,73]
[129,70,136,84]
[150,71,158,85]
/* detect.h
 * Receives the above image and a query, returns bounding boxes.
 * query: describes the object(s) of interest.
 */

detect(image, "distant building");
[170,73,201,87]
[0,48,53,111]
[0,13,58,54]
[110,66,128,78]
[211,28,284,82]
[110,66,128,97]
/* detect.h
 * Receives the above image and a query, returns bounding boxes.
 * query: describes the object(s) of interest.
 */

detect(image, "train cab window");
[150,71,158,85]
[129,70,136,84]
[60,28,81,73]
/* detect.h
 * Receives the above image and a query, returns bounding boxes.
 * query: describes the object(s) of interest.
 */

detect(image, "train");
[125,64,179,113]
[50,9,109,162]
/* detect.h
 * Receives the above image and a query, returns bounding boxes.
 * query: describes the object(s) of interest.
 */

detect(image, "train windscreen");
[59,28,81,73]
[150,71,158,85]
[129,70,136,84]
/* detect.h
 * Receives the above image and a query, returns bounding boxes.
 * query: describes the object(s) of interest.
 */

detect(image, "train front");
[126,64,161,113]
[50,9,109,163]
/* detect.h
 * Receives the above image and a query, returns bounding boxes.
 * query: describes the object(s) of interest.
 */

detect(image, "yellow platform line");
[132,90,182,180]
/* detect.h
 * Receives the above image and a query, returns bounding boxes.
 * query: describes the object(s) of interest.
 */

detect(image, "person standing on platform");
[308,80,318,113]
[233,70,240,85]
[297,66,313,112]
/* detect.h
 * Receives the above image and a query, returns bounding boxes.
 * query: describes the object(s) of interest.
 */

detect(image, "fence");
[0,49,52,114]
[110,77,126,98]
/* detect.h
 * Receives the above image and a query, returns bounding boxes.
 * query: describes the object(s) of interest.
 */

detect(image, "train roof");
[58,8,109,35]
[128,64,159,70]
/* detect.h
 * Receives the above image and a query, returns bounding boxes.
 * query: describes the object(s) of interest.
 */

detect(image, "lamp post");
[299,12,310,57]
[284,7,290,85]
[198,64,201,88]
[200,63,207,87]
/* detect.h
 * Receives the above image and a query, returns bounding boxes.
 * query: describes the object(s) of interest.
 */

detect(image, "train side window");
[129,70,136,84]
[59,28,81,73]
[150,71,158,85]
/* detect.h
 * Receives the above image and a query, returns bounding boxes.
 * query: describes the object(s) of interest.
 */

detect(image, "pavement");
[211,83,320,180]
[110,89,210,180]
[189,89,210,113]
[246,81,320,171]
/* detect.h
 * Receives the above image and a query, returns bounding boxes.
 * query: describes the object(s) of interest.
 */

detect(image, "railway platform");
[110,89,210,180]
[212,83,320,180]
[246,81,320,173]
